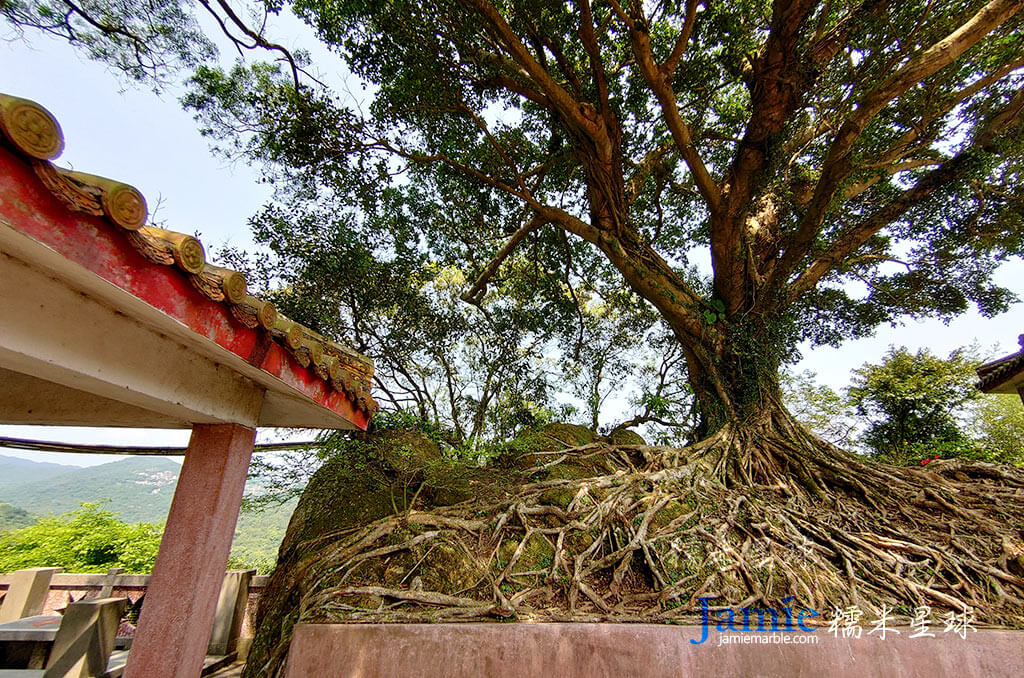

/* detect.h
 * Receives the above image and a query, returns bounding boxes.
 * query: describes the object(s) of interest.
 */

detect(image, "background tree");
[781,369,856,448]
[966,393,1024,464]
[848,346,983,463]
[219,200,671,446]
[0,503,162,574]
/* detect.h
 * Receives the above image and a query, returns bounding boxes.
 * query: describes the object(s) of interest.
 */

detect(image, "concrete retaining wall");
[284,623,1024,678]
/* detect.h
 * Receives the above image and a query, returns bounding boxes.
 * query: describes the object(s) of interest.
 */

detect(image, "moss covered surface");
[244,422,1024,678]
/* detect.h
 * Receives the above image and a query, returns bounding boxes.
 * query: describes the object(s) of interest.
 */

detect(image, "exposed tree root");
[244,418,1024,677]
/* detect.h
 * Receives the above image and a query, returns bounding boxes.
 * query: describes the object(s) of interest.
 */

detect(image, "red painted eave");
[0,144,369,430]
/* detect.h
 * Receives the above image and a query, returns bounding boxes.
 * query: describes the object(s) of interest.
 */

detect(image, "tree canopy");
[4,0,1022,443]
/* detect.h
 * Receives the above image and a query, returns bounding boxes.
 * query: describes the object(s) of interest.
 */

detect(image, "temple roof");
[976,334,1024,395]
[0,92,377,424]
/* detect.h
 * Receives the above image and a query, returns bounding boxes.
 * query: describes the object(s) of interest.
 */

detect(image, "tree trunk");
[683,316,787,432]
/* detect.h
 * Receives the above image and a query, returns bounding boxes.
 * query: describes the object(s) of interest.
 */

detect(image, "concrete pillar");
[124,423,256,678]
[45,597,127,678]
[0,567,61,622]
[207,569,255,656]
[96,567,124,599]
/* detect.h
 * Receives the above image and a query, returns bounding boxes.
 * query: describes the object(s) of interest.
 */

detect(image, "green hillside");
[0,455,294,572]
[0,456,180,524]
[0,503,35,534]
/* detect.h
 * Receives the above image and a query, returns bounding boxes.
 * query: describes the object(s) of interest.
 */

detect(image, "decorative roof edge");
[0,93,378,417]
[976,334,1024,392]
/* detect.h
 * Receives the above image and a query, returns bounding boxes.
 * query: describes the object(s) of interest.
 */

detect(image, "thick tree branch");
[462,215,547,304]
[786,87,1024,302]
[625,143,674,204]
[627,18,721,214]
[660,0,698,77]
[780,0,1024,282]
[868,54,1024,169]
[461,0,608,144]
[805,0,891,68]
[578,0,611,118]
[713,0,817,313]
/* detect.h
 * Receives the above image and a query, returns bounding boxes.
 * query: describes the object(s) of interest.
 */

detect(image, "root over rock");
[243,422,1024,678]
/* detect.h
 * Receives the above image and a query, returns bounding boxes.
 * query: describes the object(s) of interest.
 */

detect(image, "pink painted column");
[124,423,256,678]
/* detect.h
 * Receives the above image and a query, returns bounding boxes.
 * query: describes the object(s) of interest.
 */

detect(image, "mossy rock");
[376,429,443,477]
[650,500,689,532]
[248,428,450,676]
[609,428,647,446]
[538,487,577,508]
[497,533,554,573]
[494,423,601,469]
[539,423,600,446]
[542,453,618,482]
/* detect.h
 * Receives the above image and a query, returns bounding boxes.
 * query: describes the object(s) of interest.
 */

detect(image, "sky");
[0,23,1021,468]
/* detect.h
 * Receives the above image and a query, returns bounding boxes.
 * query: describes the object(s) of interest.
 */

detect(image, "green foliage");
[1,0,214,88]
[782,370,856,448]
[0,503,34,535]
[848,347,982,464]
[0,503,162,573]
[966,394,1024,465]
[229,501,297,574]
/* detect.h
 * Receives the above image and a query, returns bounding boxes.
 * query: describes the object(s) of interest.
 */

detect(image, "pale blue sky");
[0,29,1020,467]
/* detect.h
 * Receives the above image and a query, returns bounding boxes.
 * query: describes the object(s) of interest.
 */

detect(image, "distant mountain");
[0,456,182,524]
[0,454,295,572]
[0,455,80,491]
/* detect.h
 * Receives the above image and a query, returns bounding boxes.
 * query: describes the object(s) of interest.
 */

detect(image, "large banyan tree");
[171,0,1024,484]
[8,0,1024,663]
[7,0,1022,459]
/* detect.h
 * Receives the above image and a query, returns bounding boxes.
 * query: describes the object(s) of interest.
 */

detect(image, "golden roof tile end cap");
[1,91,376,415]
[0,94,64,161]
[272,315,306,350]
[139,226,205,273]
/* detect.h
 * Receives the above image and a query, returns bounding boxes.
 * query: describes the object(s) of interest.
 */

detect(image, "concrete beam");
[124,424,256,678]
[44,597,126,678]
[0,250,265,427]
[0,368,185,427]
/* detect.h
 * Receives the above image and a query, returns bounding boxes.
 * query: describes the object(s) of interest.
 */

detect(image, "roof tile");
[0,92,377,416]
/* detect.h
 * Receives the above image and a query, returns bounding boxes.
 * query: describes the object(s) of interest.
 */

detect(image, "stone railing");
[0,568,269,657]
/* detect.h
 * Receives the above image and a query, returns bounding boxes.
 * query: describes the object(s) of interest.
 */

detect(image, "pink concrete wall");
[285,623,1024,678]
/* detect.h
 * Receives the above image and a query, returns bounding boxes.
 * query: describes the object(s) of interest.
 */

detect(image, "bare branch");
[462,215,547,304]
[625,143,674,204]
